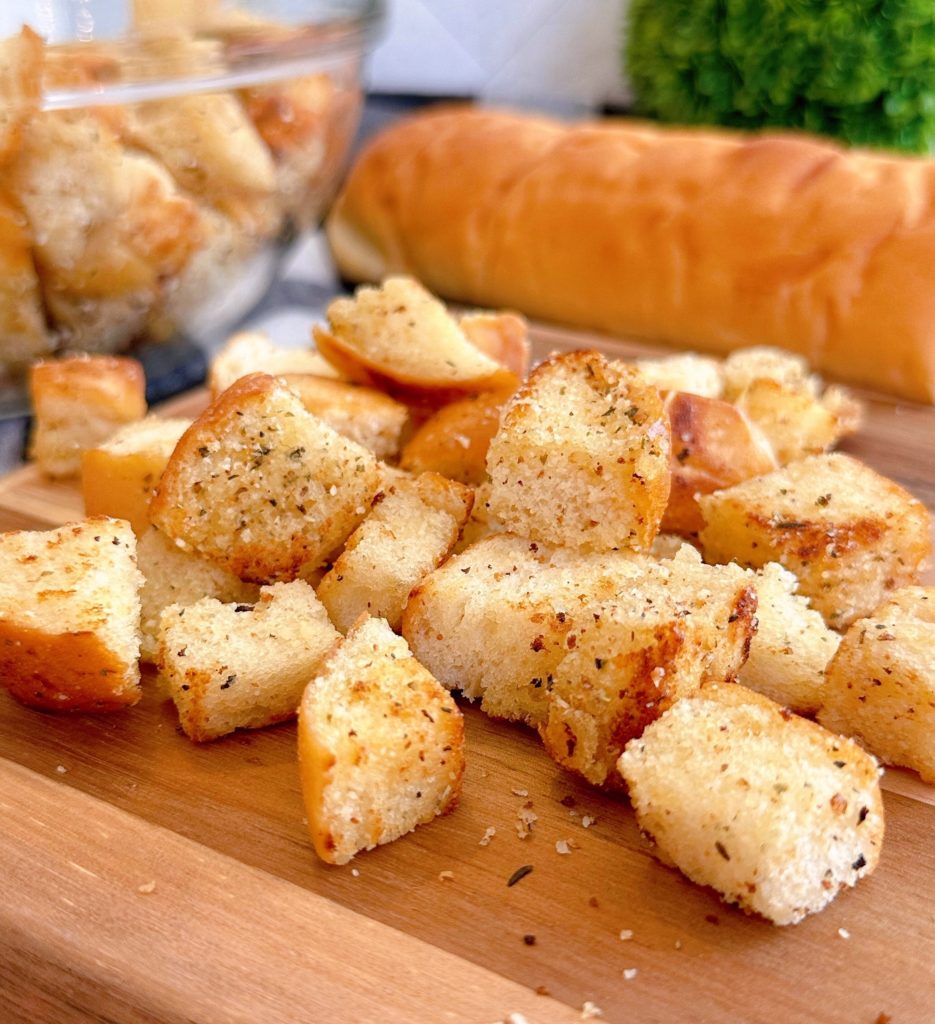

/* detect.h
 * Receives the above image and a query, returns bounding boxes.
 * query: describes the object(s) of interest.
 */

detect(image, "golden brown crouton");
[9,110,200,353]
[150,373,381,583]
[738,562,840,715]
[733,378,862,466]
[398,390,512,485]
[662,391,777,535]
[137,527,259,663]
[317,473,473,633]
[280,373,410,460]
[486,350,671,552]
[0,517,142,711]
[819,587,935,783]
[698,453,931,629]
[459,311,530,378]
[208,330,340,397]
[158,580,338,742]
[720,346,819,400]
[82,416,191,535]
[313,276,517,404]
[298,616,464,865]
[30,355,148,479]
[402,533,655,727]
[540,551,757,787]
[634,353,723,398]
[618,684,884,925]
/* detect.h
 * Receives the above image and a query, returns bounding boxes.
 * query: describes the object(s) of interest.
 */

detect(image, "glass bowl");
[0,0,383,386]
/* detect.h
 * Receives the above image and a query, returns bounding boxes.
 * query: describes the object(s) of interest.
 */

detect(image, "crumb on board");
[55,765,67,774]
[137,880,157,894]
[623,968,639,981]
[479,826,497,847]
[581,1001,603,1019]
[619,929,634,941]
[555,839,572,855]
[438,869,455,882]
[511,787,529,797]
[351,868,360,877]
[516,804,538,839]
[838,927,851,940]
[523,933,536,946]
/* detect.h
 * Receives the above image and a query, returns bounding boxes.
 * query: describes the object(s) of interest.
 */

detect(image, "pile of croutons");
[3,275,933,926]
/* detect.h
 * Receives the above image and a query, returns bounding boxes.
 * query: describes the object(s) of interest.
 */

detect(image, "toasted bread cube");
[540,554,757,787]
[280,373,410,460]
[137,527,259,663]
[82,416,191,535]
[402,534,652,726]
[486,351,670,552]
[150,373,381,583]
[720,346,819,400]
[739,563,840,715]
[0,517,142,710]
[458,311,530,378]
[0,187,53,366]
[158,580,338,742]
[313,277,517,404]
[698,453,931,629]
[819,587,935,783]
[634,353,723,399]
[317,473,473,633]
[298,616,464,864]
[618,684,884,925]
[734,378,861,466]
[29,355,148,478]
[208,330,340,397]
[399,390,511,486]
[662,391,777,535]
[0,27,43,166]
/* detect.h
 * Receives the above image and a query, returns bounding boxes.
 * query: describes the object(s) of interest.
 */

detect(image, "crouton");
[0,187,53,367]
[0,27,43,166]
[662,391,777,535]
[698,453,931,629]
[618,684,884,925]
[123,91,280,237]
[150,373,381,583]
[720,346,819,400]
[0,517,142,711]
[137,527,259,663]
[9,110,201,353]
[733,378,862,466]
[738,563,840,715]
[313,277,517,404]
[459,311,530,378]
[298,616,464,864]
[402,533,654,726]
[280,373,410,460]
[82,416,191,534]
[317,473,473,633]
[208,330,340,397]
[818,587,935,783]
[29,355,148,479]
[540,552,757,787]
[634,353,723,399]
[158,580,338,742]
[399,390,511,485]
[486,350,670,552]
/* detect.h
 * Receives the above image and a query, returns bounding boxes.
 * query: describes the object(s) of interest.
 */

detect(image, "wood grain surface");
[0,327,934,1024]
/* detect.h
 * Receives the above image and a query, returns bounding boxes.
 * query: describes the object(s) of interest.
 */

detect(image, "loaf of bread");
[327,106,935,403]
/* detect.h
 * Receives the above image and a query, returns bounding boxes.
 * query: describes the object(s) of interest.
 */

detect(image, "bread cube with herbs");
[819,587,935,783]
[298,616,464,865]
[150,372,381,583]
[698,453,931,629]
[618,684,885,925]
[486,350,671,552]
[317,471,473,634]
[158,580,338,742]
[0,517,142,711]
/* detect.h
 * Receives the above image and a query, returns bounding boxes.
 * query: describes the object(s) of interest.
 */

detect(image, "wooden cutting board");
[1,326,934,1024]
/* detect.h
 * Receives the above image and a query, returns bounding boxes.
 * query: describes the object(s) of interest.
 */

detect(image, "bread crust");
[328,106,935,402]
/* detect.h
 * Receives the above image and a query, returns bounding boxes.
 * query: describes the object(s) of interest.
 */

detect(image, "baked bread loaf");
[327,106,935,403]
[0,517,142,711]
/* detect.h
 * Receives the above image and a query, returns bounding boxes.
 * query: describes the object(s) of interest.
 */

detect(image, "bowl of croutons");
[0,0,382,381]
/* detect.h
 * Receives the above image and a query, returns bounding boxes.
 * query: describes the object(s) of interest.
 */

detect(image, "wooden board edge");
[0,757,581,1024]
